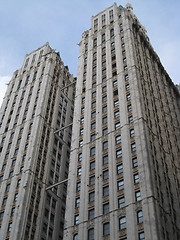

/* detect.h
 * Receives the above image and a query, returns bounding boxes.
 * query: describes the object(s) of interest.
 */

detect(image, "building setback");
[64,3,180,240]
[0,42,75,240]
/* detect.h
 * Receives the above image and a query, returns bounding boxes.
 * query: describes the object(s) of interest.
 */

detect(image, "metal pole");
[45,178,69,191]
[54,122,73,134]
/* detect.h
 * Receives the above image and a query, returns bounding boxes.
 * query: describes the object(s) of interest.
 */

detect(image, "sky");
[0,0,180,106]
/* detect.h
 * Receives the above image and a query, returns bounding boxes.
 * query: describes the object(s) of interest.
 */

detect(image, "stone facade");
[64,3,180,240]
[0,43,75,240]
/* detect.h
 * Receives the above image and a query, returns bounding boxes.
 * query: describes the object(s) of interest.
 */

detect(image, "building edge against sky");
[0,42,76,239]
[64,2,180,240]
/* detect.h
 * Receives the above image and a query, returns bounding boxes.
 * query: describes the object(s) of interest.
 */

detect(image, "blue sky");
[0,0,180,106]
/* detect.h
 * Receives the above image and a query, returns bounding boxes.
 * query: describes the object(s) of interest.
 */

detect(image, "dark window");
[103,203,109,214]
[118,197,125,208]
[103,222,110,236]
[119,216,126,230]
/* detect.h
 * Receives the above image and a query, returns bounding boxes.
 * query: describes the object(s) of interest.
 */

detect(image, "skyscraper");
[0,42,75,240]
[64,3,180,240]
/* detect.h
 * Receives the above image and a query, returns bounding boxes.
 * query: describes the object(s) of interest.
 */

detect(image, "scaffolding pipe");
[45,178,69,191]
[54,122,73,134]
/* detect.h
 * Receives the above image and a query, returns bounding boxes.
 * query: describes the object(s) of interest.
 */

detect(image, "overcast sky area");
[0,0,180,107]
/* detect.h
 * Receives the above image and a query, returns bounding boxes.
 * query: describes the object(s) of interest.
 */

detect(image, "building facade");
[64,3,180,240]
[0,43,75,240]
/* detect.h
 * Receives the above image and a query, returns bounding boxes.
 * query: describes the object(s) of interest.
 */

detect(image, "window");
[91,111,96,119]
[5,183,10,192]
[132,157,138,168]
[9,171,13,178]
[103,170,109,180]
[89,176,95,185]
[135,191,141,201]
[102,95,107,103]
[126,84,130,91]
[102,105,107,113]
[75,198,80,208]
[103,186,109,197]
[110,28,114,38]
[137,210,143,224]
[89,192,95,202]
[0,211,4,221]
[112,55,116,61]
[74,215,79,225]
[2,197,8,207]
[129,115,133,123]
[130,129,135,138]
[114,110,120,118]
[102,61,106,67]
[112,71,117,77]
[139,232,145,240]
[93,38,97,48]
[131,143,136,152]
[8,222,13,232]
[91,122,96,130]
[92,66,97,72]
[11,207,15,216]
[127,104,132,112]
[76,182,81,191]
[118,197,125,208]
[92,74,96,82]
[90,161,95,171]
[115,122,120,130]
[114,99,119,107]
[91,101,96,108]
[102,33,106,43]
[103,128,108,136]
[111,49,115,54]
[116,149,122,158]
[81,107,85,114]
[113,80,118,87]
[88,209,94,220]
[91,134,96,142]
[82,97,85,104]
[102,116,107,124]
[103,141,108,150]
[88,228,94,240]
[103,155,108,165]
[124,66,128,71]
[77,168,82,176]
[79,140,83,147]
[126,94,131,101]
[102,86,107,93]
[117,179,124,190]
[78,153,82,161]
[80,128,84,135]
[92,91,96,98]
[119,216,126,230]
[103,222,110,236]
[111,41,115,47]
[90,147,95,157]
[14,193,18,201]
[125,74,129,81]
[115,135,121,144]
[117,164,123,174]
[134,173,139,184]
[73,234,78,240]
[103,203,109,214]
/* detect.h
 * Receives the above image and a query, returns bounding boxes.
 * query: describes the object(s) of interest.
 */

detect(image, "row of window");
[73,225,144,240]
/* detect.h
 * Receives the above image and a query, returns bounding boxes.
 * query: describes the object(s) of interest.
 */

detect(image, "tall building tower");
[0,43,75,240]
[64,3,180,240]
